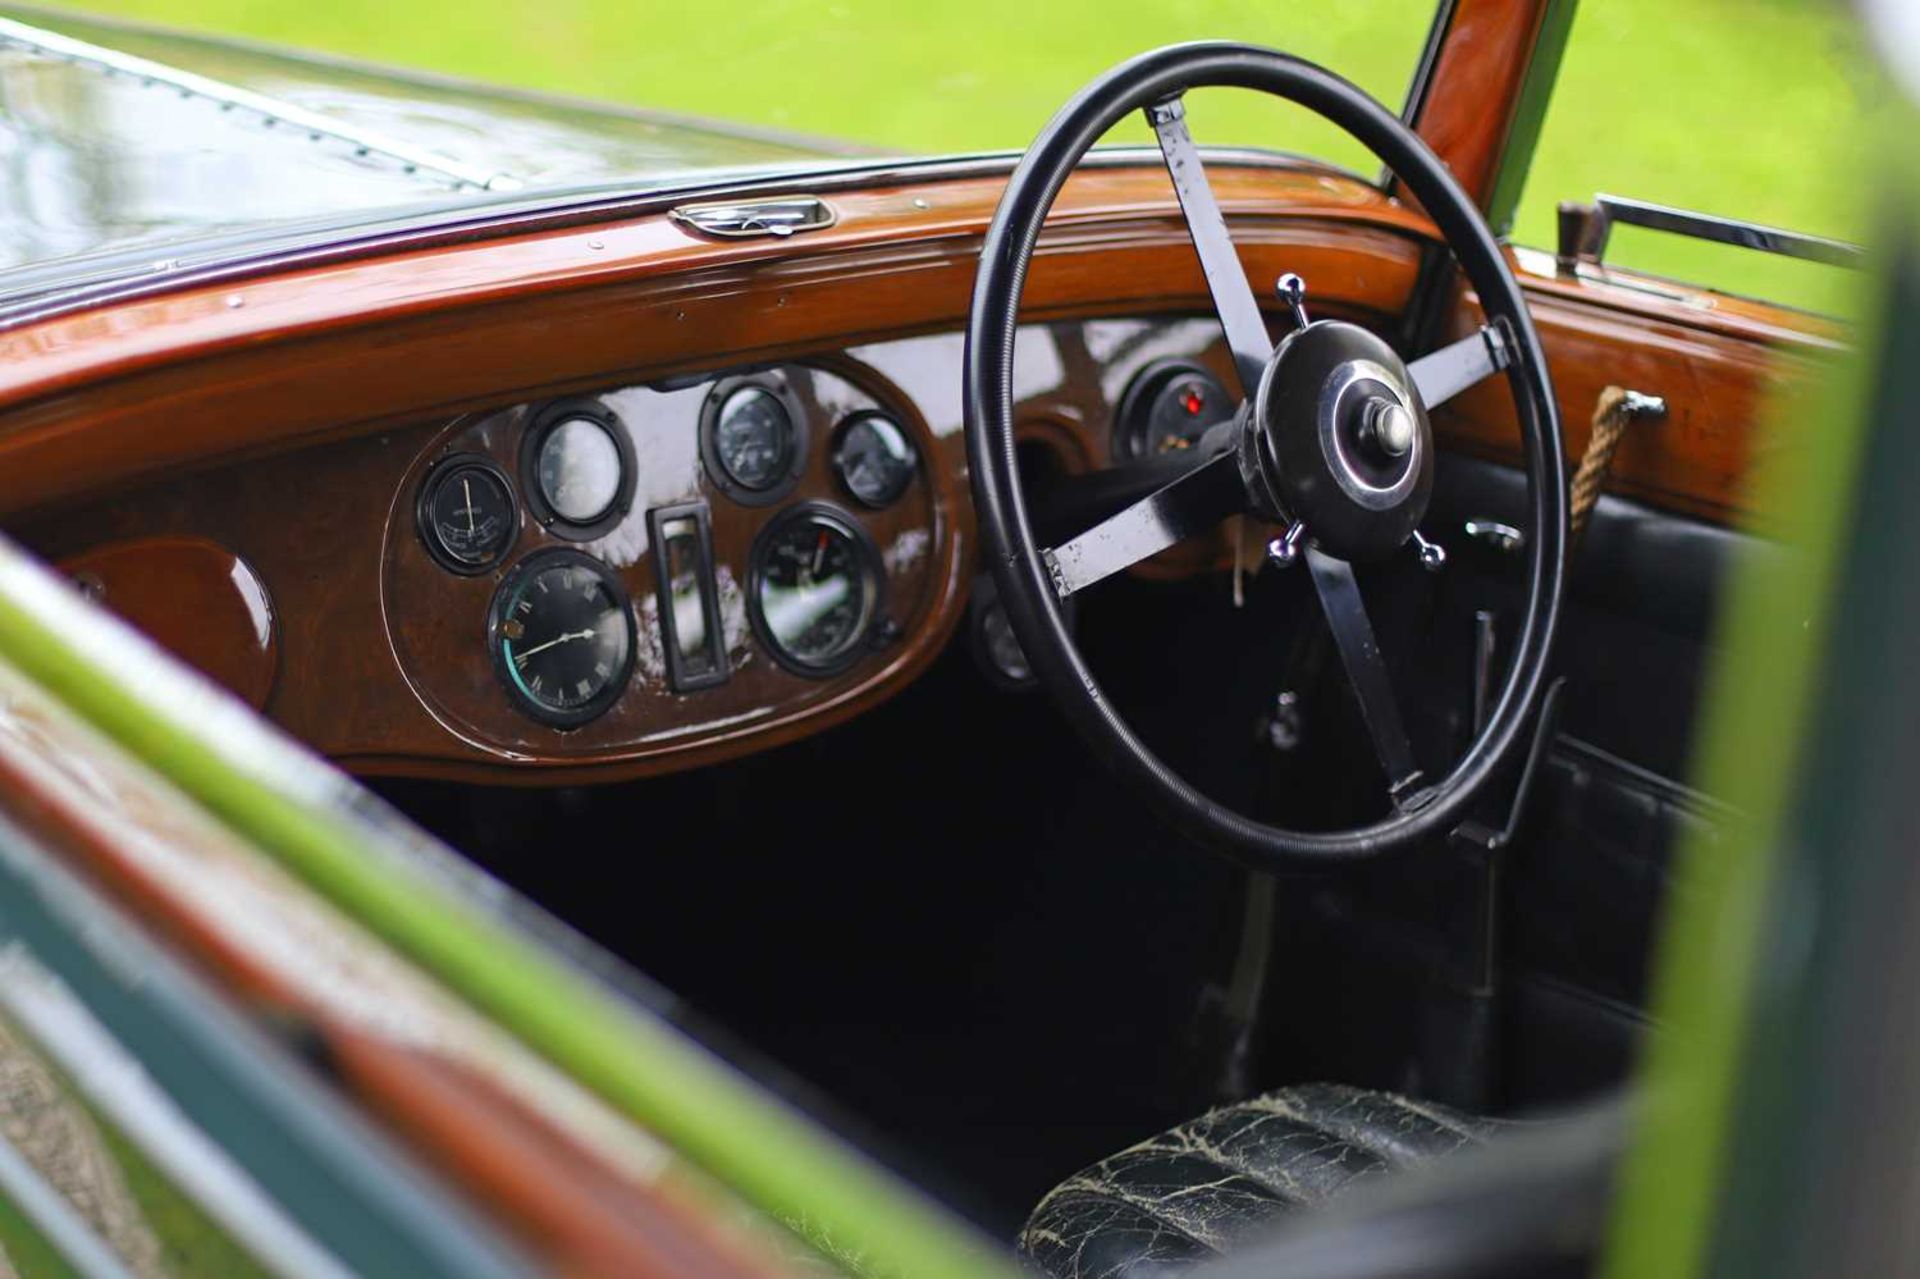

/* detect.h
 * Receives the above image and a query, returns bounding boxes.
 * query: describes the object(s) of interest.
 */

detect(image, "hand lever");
[1275,273,1310,329]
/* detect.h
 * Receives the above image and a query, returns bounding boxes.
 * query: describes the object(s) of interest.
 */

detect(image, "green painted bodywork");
[0,553,1013,1279]
[0,1003,273,1279]
[0,1191,83,1279]
[1598,83,1911,1279]
[1596,319,1871,1278]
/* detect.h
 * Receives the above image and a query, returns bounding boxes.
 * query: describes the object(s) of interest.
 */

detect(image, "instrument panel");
[383,360,947,757]
[25,318,1253,781]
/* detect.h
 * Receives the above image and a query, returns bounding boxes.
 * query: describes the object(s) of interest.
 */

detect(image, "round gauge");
[489,550,635,726]
[418,456,516,573]
[714,388,792,489]
[1114,361,1236,461]
[748,504,882,677]
[833,413,917,508]
[538,418,622,522]
[701,378,806,505]
[520,401,635,539]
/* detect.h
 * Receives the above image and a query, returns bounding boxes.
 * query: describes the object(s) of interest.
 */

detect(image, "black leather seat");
[1018,1084,1500,1279]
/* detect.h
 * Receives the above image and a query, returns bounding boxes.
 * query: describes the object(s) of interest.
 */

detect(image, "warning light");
[1182,387,1205,416]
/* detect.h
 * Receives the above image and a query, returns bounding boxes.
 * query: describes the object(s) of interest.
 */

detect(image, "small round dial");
[1115,361,1235,460]
[419,457,515,573]
[833,414,917,508]
[712,386,795,491]
[536,417,624,524]
[701,379,807,506]
[490,550,635,726]
[748,505,881,677]
[520,402,635,539]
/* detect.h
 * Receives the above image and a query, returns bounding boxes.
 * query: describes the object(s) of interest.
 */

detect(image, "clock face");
[490,550,634,726]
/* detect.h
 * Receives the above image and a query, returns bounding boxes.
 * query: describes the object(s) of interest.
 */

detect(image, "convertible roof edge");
[0,14,514,192]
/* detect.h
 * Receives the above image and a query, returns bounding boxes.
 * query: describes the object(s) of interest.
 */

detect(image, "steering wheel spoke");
[1147,95,1273,394]
[1042,448,1244,598]
[1408,322,1514,411]
[1305,549,1425,803]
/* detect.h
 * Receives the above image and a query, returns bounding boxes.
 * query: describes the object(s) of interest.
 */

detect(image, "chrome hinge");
[668,196,838,240]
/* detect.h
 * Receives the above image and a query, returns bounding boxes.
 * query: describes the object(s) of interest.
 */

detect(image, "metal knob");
[1360,397,1415,458]
[1412,530,1447,572]
[1619,390,1669,420]
[1261,690,1304,751]
[1275,274,1310,329]
[1266,521,1307,568]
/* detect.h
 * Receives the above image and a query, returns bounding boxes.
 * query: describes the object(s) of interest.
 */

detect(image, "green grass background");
[53,0,1874,312]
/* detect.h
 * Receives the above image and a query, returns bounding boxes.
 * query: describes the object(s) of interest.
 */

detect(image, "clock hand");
[512,628,595,663]
[462,477,475,534]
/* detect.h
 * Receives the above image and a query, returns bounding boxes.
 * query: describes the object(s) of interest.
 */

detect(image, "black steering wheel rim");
[963,42,1566,866]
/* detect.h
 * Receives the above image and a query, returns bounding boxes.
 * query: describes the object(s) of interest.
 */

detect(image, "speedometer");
[747,504,881,676]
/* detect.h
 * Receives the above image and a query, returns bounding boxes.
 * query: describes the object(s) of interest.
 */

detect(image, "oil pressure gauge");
[418,455,516,573]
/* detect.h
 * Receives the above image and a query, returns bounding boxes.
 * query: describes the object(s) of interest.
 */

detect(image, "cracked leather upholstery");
[1018,1084,1500,1279]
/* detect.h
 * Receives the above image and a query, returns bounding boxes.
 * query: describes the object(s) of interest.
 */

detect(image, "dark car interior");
[375,431,1734,1243]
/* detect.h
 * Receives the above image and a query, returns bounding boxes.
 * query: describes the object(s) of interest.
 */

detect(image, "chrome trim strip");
[0,15,512,192]
[1590,194,1863,269]
[0,945,356,1279]
[0,798,533,1279]
[0,1118,140,1279]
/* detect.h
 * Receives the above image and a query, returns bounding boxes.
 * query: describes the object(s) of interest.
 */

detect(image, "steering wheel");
[964,43,1567,866]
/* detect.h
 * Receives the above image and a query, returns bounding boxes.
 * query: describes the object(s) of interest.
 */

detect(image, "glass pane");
[1512,0,1873,315]
[660,517,716,678]
[73,1,1437,177]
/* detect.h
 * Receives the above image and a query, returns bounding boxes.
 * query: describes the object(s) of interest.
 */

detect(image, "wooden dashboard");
[0,157,1844,784]
[16,315,1258,781]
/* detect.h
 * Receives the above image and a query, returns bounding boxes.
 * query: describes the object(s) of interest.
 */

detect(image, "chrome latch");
[668,195,838,239]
